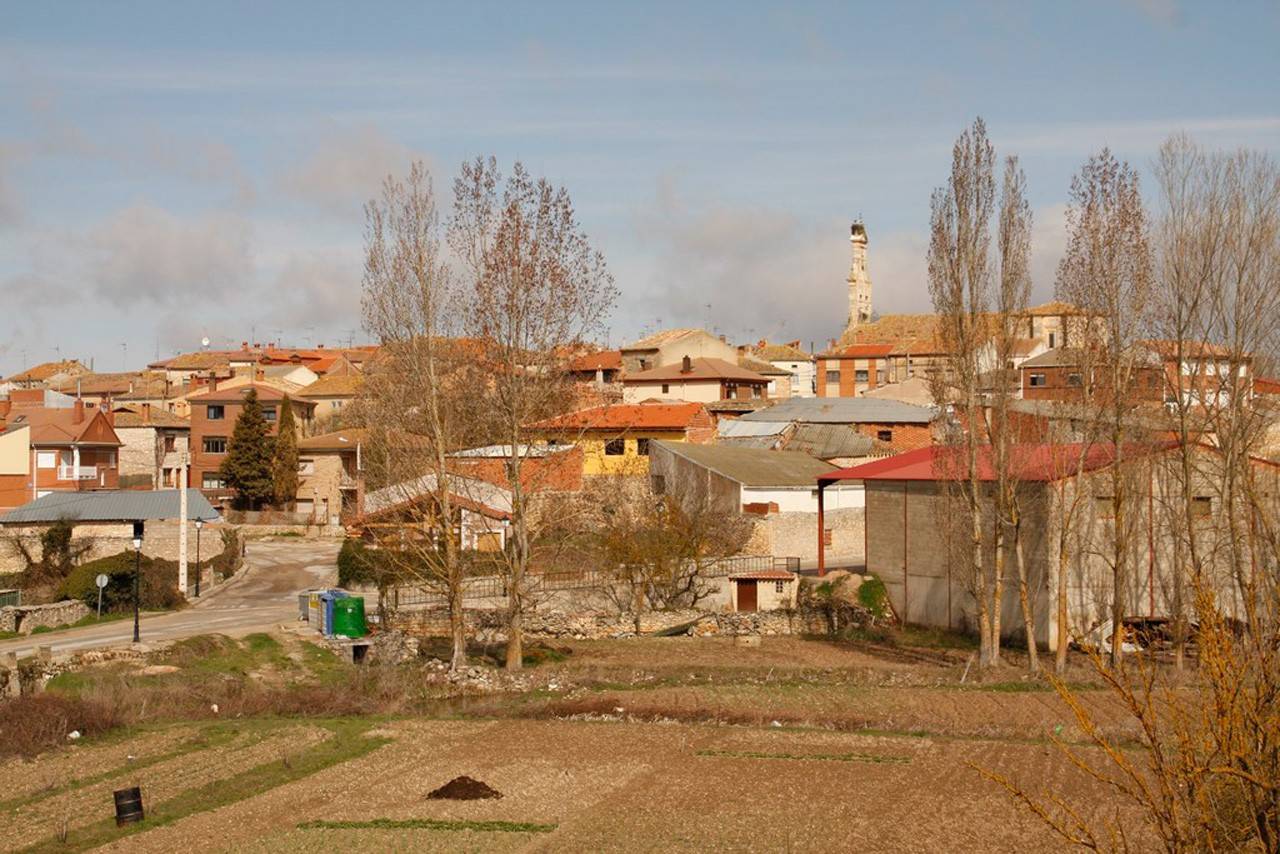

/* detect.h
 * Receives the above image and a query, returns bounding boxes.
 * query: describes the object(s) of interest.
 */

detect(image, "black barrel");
[113,786,144,826]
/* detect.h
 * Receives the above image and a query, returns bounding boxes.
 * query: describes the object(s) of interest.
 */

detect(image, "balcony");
[57,465,99,481]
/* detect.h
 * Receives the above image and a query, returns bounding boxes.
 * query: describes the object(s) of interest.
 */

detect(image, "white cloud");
[87,203,253,304]
[627,180,850,347]
[279,125,429,217]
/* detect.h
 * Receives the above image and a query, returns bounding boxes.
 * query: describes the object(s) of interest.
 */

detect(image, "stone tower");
[846,220,873,331]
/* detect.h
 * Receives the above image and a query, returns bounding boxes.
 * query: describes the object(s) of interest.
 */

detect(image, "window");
[298,459,316,476]
[604,438,626,456]
[825,370,840,384]
[855,370,869,383]
[1067,373,1082,387]
[333,400,343,409]
[163,435,176,453]
[877,429,893,442]
[206,405,224,420]
[823,528,834,547]
[203,437,228,454]
[635,438,650,456]
[202,473,226,489]
[751,385,762,399]
[263,408,277,422]
[1029,373,1047,387]
[36,451,56,469]
[775,581,785,593]
[661,383,670,394]
[1191,496,1212,518]
[1048,332,1057,348]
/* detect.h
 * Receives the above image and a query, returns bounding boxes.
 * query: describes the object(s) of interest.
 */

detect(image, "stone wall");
[394,605,816,641]
[747,506,864,564]
[0,520,237,577]
[0,600,90,635]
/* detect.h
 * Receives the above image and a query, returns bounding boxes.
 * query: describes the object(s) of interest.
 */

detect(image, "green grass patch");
[298,818,557,833]
[23,718,390,854]
[697,748,910,764]
[159,632,290,676]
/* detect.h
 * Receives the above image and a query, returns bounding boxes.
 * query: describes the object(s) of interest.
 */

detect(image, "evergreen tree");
[219,388,275,509]
[272,396,299,508]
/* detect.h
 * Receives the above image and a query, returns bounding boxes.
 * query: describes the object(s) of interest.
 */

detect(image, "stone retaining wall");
[0,600,91,635]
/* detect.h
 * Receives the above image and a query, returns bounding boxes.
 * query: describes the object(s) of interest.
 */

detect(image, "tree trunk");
[991,512,1005,667]
[449,570,467,671]
[1055,537,1070,675]
[1013,521,1038,672]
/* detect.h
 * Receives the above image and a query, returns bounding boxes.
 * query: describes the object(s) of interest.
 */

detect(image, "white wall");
[771,359,815,398]
[741,482,862,513]
[623,379,724,404]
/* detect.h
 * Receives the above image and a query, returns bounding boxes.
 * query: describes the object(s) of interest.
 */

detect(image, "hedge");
[58,552,185,612]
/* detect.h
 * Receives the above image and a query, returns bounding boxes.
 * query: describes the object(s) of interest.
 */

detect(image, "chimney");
[142,402,152,424]
[73,398,85,424]
[681,355,693,374]
[719,335,727,344]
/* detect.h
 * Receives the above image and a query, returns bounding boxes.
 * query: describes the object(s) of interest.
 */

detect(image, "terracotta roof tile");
[528,402,709,432]
[624,357,768,384]
[299,374,364,398]
[568,350,623,372]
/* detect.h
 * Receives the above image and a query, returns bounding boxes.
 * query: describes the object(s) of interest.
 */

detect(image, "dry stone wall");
[0,600,90,634]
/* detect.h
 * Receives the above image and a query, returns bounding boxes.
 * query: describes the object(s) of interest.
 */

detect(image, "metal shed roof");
[652,440,837,487]
[739,397,936,425]
[0,490,220,524]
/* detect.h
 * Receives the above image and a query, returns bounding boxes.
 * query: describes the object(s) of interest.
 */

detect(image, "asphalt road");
[0,539,340,659]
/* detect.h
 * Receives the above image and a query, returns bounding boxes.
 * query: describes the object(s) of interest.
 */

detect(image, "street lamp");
[131,521,144,644]
[194,518,204,598]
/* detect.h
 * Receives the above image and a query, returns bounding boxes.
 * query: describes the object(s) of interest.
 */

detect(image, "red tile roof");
[528,402,709,432]
[824,344,895,359]
[568,350,623,372]
[185,382,311,405]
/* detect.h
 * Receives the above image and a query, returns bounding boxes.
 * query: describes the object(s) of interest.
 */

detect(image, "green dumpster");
[331,596,367,638]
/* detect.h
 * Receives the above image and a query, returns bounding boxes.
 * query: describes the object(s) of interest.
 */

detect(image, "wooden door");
[737,580,758,612]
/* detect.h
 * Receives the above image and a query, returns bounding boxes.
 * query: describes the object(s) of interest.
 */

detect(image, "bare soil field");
[1,631,1152,852]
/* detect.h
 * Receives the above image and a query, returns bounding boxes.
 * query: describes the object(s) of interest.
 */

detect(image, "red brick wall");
[856,422,933,453]
[448,446,585,493]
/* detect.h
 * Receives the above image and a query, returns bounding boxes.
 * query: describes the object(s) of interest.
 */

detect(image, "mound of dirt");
[426,775,503,800]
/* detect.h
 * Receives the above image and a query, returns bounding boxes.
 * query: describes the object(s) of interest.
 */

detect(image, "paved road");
[0,539,340,659]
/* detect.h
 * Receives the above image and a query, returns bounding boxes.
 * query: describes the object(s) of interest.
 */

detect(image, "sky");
[2,1,1279,376]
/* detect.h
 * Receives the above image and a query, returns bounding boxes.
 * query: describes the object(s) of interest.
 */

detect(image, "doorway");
[736,580,758,612]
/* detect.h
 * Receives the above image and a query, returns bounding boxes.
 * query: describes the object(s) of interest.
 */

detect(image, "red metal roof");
[817,441,1181,484]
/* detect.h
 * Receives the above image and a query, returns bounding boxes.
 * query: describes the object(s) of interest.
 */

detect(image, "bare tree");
[991,156,1039,671]
[928,117,999,667]
[1055,149,1154,668]
[361,161,474,671]
[450,158,617,670]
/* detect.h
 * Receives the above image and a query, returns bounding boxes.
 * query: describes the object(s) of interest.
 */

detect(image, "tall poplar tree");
[272,396,299,508]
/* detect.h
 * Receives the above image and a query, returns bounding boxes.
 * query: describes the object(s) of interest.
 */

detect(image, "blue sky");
[2,1,1278,375]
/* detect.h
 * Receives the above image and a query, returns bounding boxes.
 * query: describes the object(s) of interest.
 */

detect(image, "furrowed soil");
[1,632,1153,852]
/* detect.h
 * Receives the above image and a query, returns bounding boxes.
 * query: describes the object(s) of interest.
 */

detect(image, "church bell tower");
[847,220,873,331]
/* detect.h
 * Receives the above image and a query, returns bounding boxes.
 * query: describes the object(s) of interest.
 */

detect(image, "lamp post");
[131,521,144,644]
[194,518,203,597]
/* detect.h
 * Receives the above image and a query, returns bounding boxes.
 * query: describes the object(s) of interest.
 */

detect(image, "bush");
[58,552,185,612]
[857,574,890,619]
[0,692,123,760]
[338,539,391,588]
[211,527,244,580]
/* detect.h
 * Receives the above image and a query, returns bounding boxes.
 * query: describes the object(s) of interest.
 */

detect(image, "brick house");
[186,382,315,500]
[295,428,367,527]
[816,344,894,397]
[1019,348,1166,403]
[447,444,585,493]
[733,397,936,454]
[622,357,770,405]
[0,390,122,511]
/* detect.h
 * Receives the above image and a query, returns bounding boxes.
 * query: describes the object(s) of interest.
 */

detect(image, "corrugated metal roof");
[739,397,936,425]
[718,420,789,438]
[785,423,876,460]
[0,489,220,524]
[653,440,837,486]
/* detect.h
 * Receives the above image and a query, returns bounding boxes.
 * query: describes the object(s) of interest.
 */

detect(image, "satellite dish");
[201,337,210,348]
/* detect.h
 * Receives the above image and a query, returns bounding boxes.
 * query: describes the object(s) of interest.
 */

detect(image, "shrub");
[0,692,123,760]
[211,527,244,580]
[338,539,389,588]
[856,574,890,619]
[58,551,185,612]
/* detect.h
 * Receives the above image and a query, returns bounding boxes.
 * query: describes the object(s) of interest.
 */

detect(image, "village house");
[299,373,364,427]
[186,382,315,500]
[358,471,512,552]
[0,390,122,511]
[620,328,740,374]
[567,350,623,386]
[526,402,715,477]
[110,404,190,489]
[295,428,369,527]
[817,344,894,397]
[622,356,770,405]
[816,441,1280,649]
[447,444,585,494]
[748,340,815,398]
